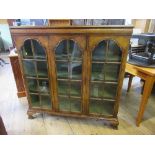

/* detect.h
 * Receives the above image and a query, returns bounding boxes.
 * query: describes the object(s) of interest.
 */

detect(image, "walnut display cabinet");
[10,26,133,129]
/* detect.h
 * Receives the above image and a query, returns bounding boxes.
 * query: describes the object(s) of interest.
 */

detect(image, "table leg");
[127,74,134,92]
[136,76,154,126]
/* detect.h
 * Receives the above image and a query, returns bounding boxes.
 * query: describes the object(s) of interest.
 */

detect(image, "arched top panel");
[21,39,46,59]
[55,39,82,61]
[92,39,122,62]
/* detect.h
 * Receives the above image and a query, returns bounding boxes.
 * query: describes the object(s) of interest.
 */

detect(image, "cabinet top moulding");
[10,26,133,36]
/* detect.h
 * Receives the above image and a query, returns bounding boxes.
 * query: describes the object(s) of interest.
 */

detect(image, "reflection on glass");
[104,64,120,81]
[90,83,103,98]
[59,97,70,111]
[89,100,114,115]
[70,82,81,96]
[55,40,68,60]
[41,95,51,109]
[70,99,81,112]
[22,39,46,59]
[38,80,49,93]
[37,61,48,77]
[27,79,38,93]
[103,83,117,99]
[30,94,40,108]
[23,60,36,77]
[22,40,33,58]
[69,62,82,80]
[91,63,104,81]
[33,40,46,59]
[92,41,106,61]
[58,81,69,95]
[107,40,122,62]
[55,40,82,61]
[56,62,68,79]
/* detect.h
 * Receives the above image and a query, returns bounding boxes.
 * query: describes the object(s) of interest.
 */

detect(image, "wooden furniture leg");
[127,74,134,92]
[136,76,154,126]
[141,81,145,95]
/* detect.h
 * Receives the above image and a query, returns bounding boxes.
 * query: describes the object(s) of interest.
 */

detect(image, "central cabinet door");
[50,35,86,114]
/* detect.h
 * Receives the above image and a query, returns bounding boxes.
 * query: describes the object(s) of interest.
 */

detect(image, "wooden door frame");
[49,34,87,114]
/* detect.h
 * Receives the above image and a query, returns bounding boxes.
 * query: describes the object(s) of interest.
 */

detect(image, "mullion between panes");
[22,46,25,59]
[99,41,108,114]
[66,40,71,111]
[71,61,82,111]
[101,41,109,114]
[31,40,42,108]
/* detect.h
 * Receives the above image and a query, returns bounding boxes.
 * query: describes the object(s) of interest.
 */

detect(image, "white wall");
[0,24,13,50]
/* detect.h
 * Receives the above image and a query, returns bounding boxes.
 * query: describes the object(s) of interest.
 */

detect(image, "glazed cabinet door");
[49,35,86,114]
[88,36,127,117]
[14,36,53,111]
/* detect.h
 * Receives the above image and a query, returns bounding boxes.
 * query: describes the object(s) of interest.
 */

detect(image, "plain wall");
[0,19,13,51]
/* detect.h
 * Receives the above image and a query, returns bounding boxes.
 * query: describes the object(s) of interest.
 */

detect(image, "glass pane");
[55,40,68,60]
[89,99,102,114]
[55,40,82,61]
[70,82,81,96]
[104,64,120,81]
[103,83,118,99]
[32,40,46,59]
[36,61,48,77]
[107,40,122,62]
[41,95,52,109]
[100,101,114,115]
[59,97,70,111]
[91,63,104,81]
[89,99,114,115]
[69,62,82,80]
[70,98,81,112]
[92,41,106,61]
[70,42,82,61]
[27,79,38,93]
[56,62,68,79]
[38,80,49,94]
[30,94,40,108]
[23,60,36,77]
[90,83,103,98]
[58,80,69,95]
[22,40,33,58]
